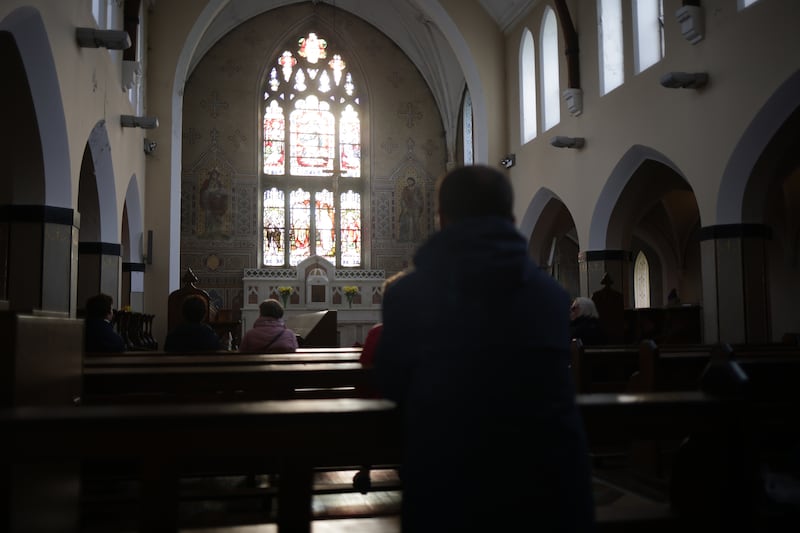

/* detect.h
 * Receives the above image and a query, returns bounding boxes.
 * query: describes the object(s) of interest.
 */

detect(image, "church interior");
[1,0,799,531]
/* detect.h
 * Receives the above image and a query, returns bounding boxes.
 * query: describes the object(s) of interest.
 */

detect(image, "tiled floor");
[82,466,674,532]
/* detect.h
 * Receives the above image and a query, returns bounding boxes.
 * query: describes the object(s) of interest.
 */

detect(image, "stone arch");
[717,69,800,225]
[0,6,70,208]
[589,145,702,305]
[520,187,580,297]
[589,144,691,250]
[124,174,145,262]
[86,120,119,243]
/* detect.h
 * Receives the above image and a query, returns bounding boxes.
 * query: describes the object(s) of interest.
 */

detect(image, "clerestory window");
[261,31,362,268]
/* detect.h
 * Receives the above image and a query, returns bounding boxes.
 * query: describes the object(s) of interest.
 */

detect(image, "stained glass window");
[261,31,362,267]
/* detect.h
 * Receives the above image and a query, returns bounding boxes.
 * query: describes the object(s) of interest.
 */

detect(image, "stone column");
[699,224,771,344]
[0,205,79,316]
[77,242,122,312]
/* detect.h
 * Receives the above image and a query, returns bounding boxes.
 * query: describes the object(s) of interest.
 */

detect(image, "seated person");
[239,298,298,353]
[569,296,607,345]
[360,270,409,368]
[85,293,125,353]
[164,295,223,352]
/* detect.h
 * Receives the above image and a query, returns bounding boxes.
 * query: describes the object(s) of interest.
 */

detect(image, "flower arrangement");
[278,286,293,307]
[343,286,359,308]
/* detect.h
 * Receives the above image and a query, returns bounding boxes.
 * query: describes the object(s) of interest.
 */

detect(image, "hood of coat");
[253,316,285,328]
[413,216,530,289]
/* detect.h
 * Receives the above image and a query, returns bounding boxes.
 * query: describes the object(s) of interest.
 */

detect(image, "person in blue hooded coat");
[374,164,595,532]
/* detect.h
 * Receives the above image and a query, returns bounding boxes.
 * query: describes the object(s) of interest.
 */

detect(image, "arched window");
[598,0,624,95]
[633,0,664,74]
[634,251,651,308]
[261,31,362,267]
[541,9,560,131]
[462,90,474,165]
[520,28,537,143]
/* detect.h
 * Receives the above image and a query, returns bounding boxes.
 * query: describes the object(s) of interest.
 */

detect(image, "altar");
[241,256,386,347]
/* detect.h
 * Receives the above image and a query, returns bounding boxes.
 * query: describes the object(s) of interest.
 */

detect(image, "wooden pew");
[83,350,363,369]
[628,340,800,395]
[82,362,376,404]
[3,392,796,532]
[83,345,363,359]
[0,399,401,533]
[570,339,638,393]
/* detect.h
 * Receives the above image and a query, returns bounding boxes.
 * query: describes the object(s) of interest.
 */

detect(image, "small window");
[520,28,537,143]
[541,8,560,131]
[462,90,474,164]
[598,0,624,95]
[633,0,664,74]
[738,0,759,9]
[92,0,104,27]
[634,251,651,308]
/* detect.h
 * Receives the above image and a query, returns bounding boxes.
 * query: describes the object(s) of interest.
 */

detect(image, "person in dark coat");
[374,165,595,532]
[84,293,125,353]
[570,296,607,345]
[164,295,223,352]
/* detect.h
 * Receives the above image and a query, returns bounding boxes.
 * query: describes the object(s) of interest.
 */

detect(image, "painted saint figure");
[398,176,423,242]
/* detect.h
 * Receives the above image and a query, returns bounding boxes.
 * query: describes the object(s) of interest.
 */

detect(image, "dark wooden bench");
[570,340,639,393]
[4,392,797,532]
[629,340,800,395]
[82,362,376,404]
[83,350,363,369]
[1,398,402,533]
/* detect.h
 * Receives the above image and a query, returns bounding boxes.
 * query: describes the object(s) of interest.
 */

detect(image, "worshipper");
[239,298,298,353]
[164,294,223,352]
[374,164,595,532]
[569,296,607,346]
[84,293,126,353]
[359,269,411,368]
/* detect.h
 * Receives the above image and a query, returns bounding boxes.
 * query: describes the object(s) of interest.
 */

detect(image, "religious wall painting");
[394,161,429,243]
[197,167,233,238]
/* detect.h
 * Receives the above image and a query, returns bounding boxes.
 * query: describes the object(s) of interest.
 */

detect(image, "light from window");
[263,188,286,266]
[340,105,361,177]
[340,190,362,267]
[289,189,312,266]
[634,251,651,308]
[520,29,537,143]
[315,190,336,263]
[541,9,560,131]
[106,0,116,30]
[290,96,335,176]
[598,0,624,94]
[738,0,759,9]
[261,32,362,267]
[92,0,103,27]
[634,0,664,73]
[263,100,286,175]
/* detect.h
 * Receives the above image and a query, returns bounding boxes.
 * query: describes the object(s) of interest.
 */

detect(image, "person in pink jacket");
[239,299,299,353]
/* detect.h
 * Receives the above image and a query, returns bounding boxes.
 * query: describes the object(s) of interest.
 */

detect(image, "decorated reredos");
[243,255,385,311]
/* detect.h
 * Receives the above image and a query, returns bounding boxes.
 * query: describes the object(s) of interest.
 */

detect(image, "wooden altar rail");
[3,393,797,532]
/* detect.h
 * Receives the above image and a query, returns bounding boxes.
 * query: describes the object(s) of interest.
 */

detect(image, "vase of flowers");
[343,286,359,308]
[278,286,293,308]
